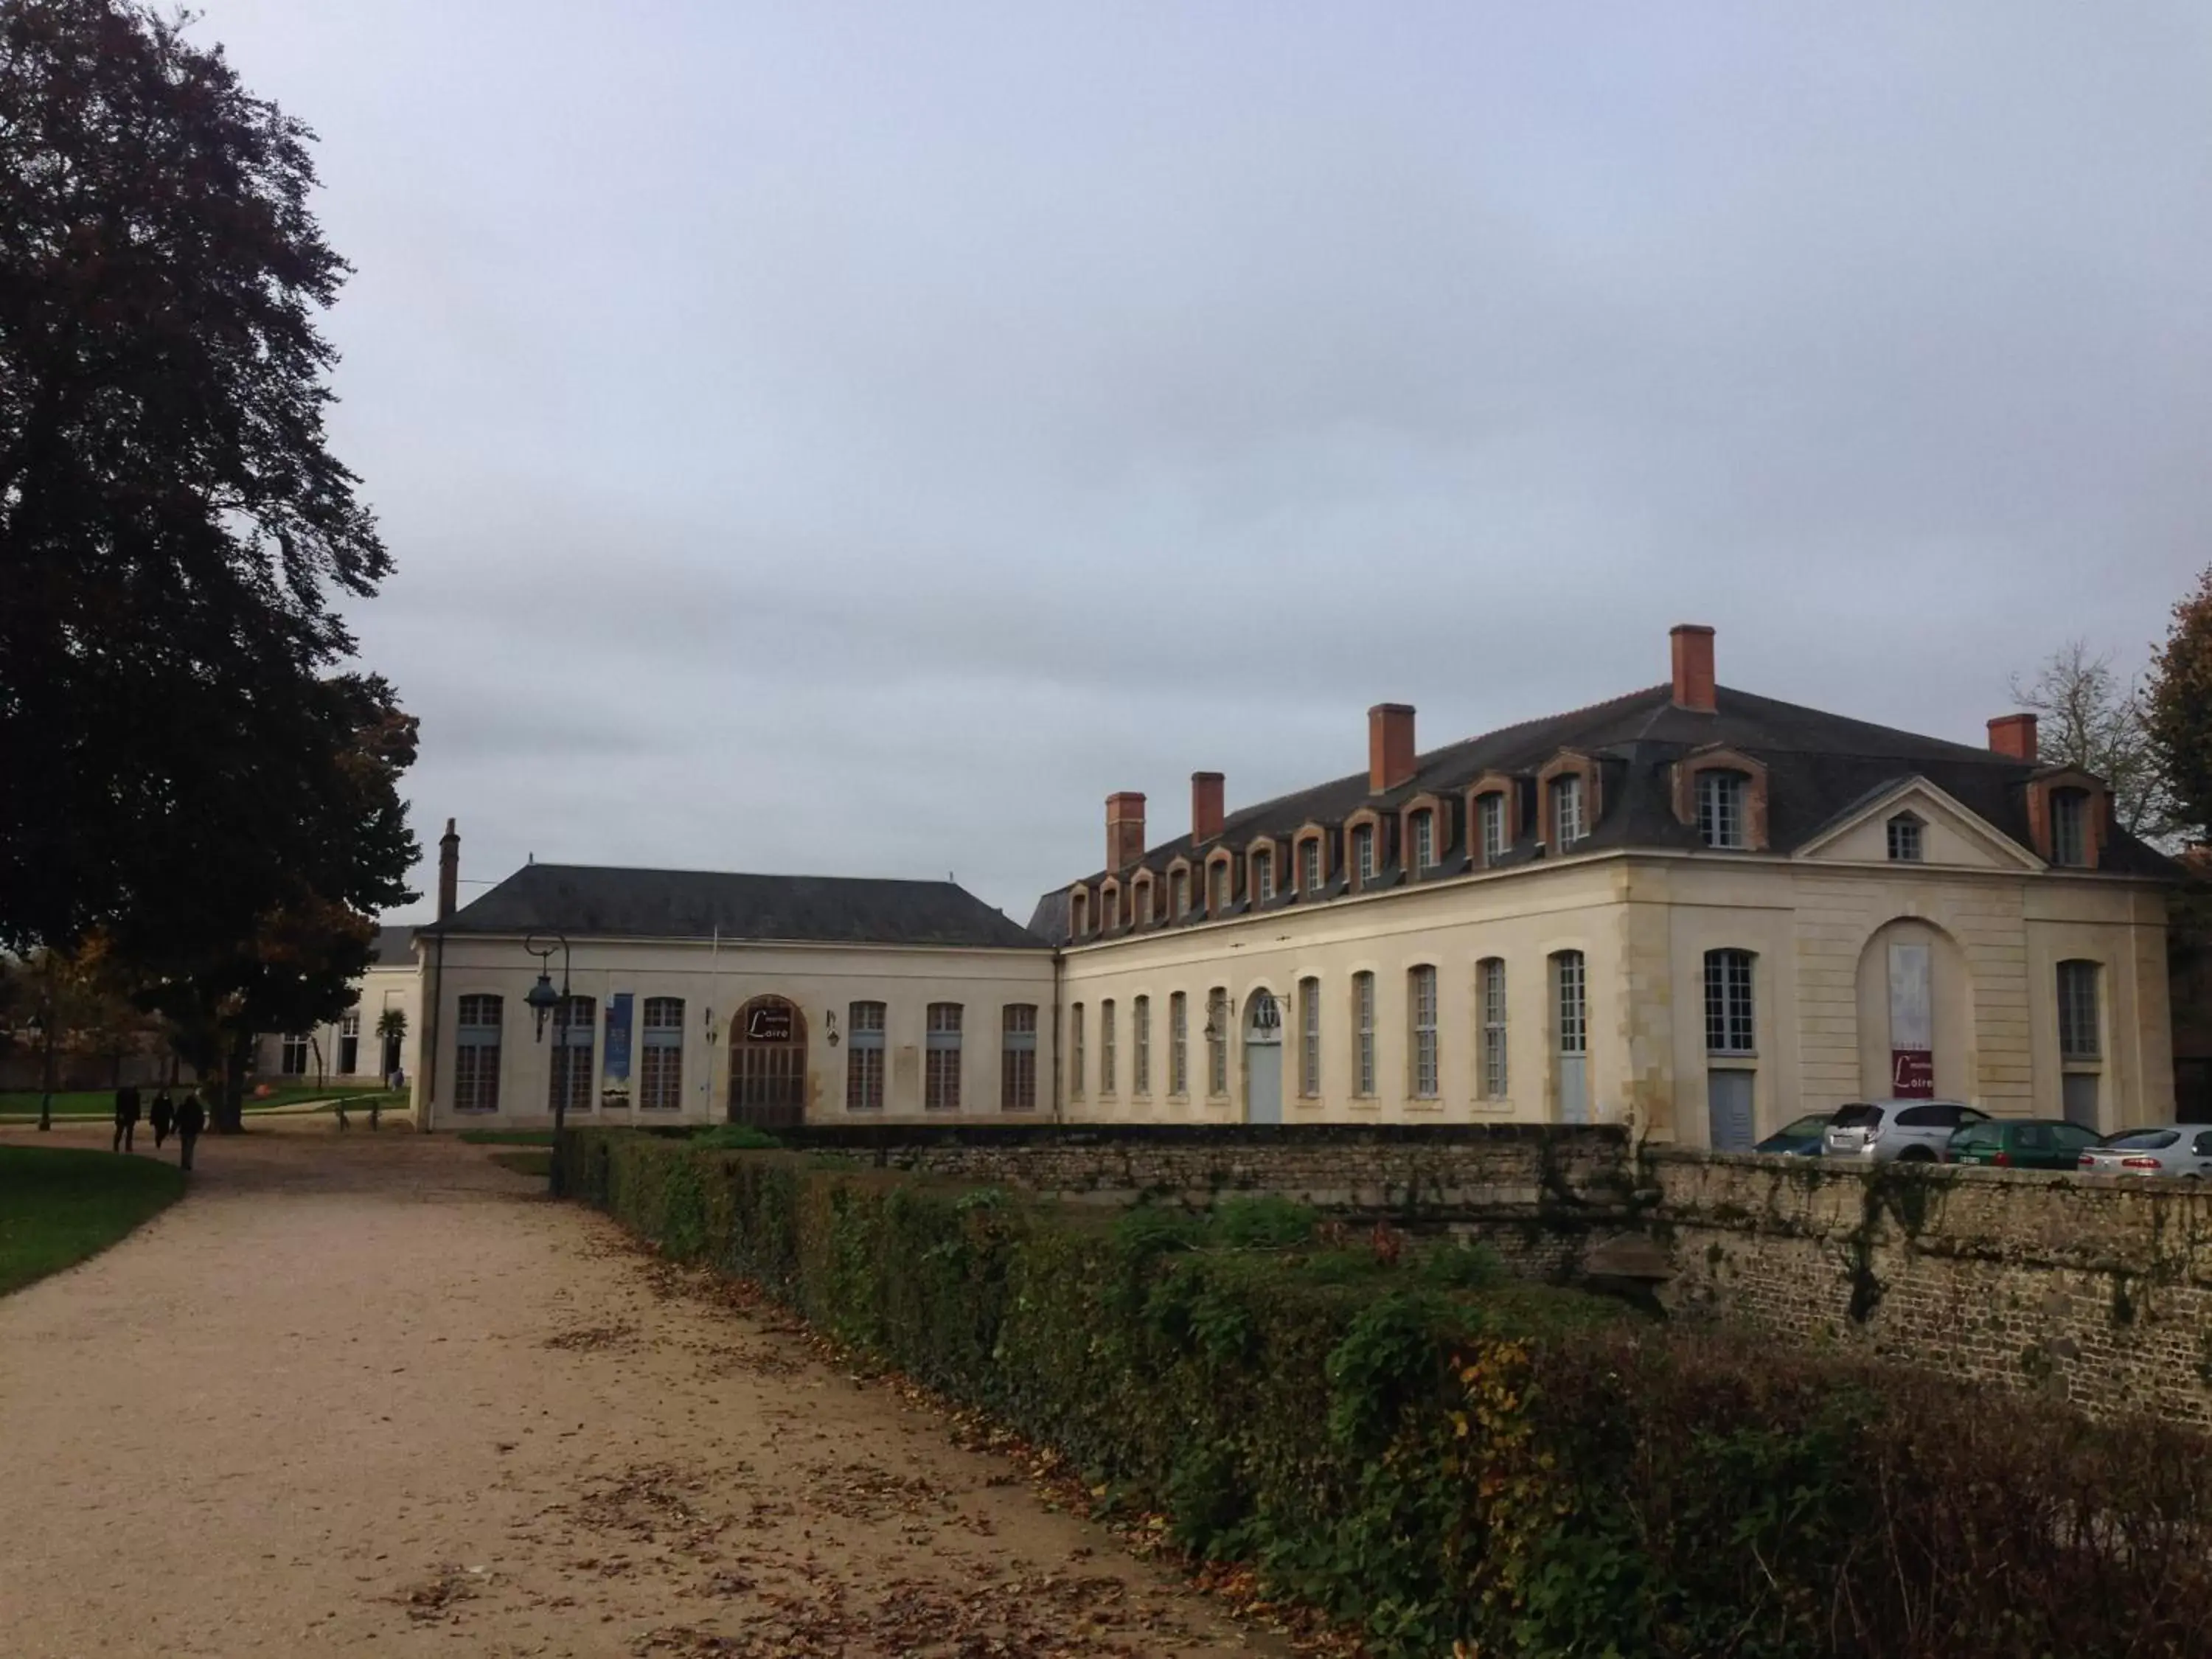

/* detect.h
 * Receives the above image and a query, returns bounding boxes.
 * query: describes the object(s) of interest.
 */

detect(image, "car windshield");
[1777,1114,1832,1138]
[1830,1104,1882,1128]
[1950,1122,2002,1146]
[2101,1130,2180,1151]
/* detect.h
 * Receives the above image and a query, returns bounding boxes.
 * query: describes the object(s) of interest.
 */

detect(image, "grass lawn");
[0,1146,187,1297]
[0,1084,394,1119]
[487,1150,554,1179]
[457,1129,554,1146]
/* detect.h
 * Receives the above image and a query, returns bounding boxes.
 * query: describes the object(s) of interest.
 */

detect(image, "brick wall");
[1648,1150,2212,1428]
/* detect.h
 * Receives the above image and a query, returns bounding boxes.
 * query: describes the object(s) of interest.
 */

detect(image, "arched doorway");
[728,995,807,1127]
[1245,989,1283,1124]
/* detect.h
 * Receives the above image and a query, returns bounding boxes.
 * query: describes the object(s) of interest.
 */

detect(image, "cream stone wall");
[1060,848,2174,1142]
[413,936,1054,1130]
[253,960,420,1087]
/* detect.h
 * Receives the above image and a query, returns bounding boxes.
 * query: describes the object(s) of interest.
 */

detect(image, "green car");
[1946,1118,2101,1169]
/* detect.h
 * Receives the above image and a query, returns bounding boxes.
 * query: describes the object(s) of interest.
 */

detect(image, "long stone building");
[400,625,2182,1145]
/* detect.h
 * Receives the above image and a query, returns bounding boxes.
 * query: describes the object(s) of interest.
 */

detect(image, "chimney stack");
[1368,704,1416,793]
[437,818,459,920]
[1988,713,2039,762]
[1192,772,1225,844]
[1105,792,1147,872]
[1670,624,1717,712]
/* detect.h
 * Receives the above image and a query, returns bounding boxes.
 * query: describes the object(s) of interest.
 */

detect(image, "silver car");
[2077,1125,2212,1179]
[1823,1099,1989,1163]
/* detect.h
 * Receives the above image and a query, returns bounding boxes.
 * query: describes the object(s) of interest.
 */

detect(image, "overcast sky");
[197,1,2212,925]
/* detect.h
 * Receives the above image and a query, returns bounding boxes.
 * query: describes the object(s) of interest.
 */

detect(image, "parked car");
[1823,1099,1989,1163]
[1946,1118,2101,1170]
[1754,1112,1833,1156]
[2077,1125,2212,1179]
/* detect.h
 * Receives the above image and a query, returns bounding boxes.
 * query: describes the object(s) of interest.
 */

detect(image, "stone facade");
[1647,1150,2212,1429]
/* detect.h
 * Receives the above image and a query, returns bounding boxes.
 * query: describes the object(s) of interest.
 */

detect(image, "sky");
[194,1,2212,925]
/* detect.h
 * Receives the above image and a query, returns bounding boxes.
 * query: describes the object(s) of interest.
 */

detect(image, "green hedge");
[565,1127,2212,1659]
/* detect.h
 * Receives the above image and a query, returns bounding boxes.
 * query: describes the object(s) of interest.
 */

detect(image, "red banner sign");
[1891,1049,1934,1099]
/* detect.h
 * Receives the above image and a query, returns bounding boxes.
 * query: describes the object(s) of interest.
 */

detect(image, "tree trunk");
[215,1029,252,1133]
[36,999,56,1133]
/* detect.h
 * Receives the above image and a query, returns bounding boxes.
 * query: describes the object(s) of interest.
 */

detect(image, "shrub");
[563,1127,2212,1659]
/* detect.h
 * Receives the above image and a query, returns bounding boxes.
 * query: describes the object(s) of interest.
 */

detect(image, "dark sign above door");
[1891,1048,1934,1099]
[743,1001,796,1044]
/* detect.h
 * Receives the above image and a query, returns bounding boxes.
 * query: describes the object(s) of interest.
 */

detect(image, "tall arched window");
[1550,952,1587,1122]
[1133,995,1152,1096]
[1351,972,1377,1097]
[1001,1005,1037,1113]
[1070,888,1089,936]
[1252,846,1275,902]
[1170,869,1189,919]
[548,995,597,1116]
[925,1002,963,1110]
[1352,822,1377,881]
[641,996,685,1110]
[1169,992,1188,1096]
[1476,791,1508,866]
[1298,977,1321,1097]
[1206,989,1228,1095]
[1478,959,1508,1099]
[846,1001,886,1110]
[1100,999,1118,1095]
[455,994,502,1113]
[1069,1004,1085,1100]
[1300,838,1324,895]
[1409,965,1439,1098]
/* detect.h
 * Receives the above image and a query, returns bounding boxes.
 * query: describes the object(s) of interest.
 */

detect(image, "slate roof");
[367,925,416,967]
[1027,683,2177,942]
[427,863,1047,950]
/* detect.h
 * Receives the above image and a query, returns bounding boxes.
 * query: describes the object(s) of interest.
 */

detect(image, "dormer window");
[1352,822,1377,880]
[1208,861,1229,914]
[1697,770,1747,849]
[2051,788,2089,867]
[1071,889,1089,935]
[1410,810,1435,873]
[1476,791,1507,865]
[1103,887,1120,931]
[1551,775,1586,847]
[1887,813,1924,863]
[1169,868,1189,918]
[1253,846,1275,901]
[1135,878,1154,927]
[1300,837,1323,894]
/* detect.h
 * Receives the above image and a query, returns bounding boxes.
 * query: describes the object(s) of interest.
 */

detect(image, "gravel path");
[0,1122,1278,1658]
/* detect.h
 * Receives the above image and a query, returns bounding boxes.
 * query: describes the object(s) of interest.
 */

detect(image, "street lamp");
[524,932,571,1192]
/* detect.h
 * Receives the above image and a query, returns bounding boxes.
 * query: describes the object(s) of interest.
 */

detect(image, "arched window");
[1351,972,1377,1096]
[1351,822,1377,881]
[1886,813,1924,863]
[846,1001,886,1110]
[1298,977,1321,1097]
[1478,959,1508,1099]
[1135,877,1154,927]
[925,1002,963,1110]
[1704,950,1756,1054]
[1069,1004,1086,1100]
[1001,1005,1037,1112]
[1206,989,1228,1095]
[1208,860,1230,914]
[1100,999,1117,1094]
[548,995,597,1116]
[1409,965,1439,1097]
[641,996,685,1110]
[1070,888,1089,936]
[2051,789,2090,866]
[1299,837,1324,895]
[1169,992,1189,1096]
[1133,995,1152,1096]
[1698,771,1748,849]
[1103,886,1121,931]
[455,994,502,1113]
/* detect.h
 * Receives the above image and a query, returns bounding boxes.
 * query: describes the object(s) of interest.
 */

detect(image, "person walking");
[175,1091,206,1172]
[111,1084,142,1154]
[150,1089,175,1148]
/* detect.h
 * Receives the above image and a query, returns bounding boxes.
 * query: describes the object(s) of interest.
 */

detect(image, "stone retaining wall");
[1647,1151,2212,1428]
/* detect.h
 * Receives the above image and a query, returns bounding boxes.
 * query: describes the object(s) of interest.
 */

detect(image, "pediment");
[1793,776,2040,872]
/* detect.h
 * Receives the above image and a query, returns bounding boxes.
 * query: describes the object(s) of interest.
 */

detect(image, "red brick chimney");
[1988,713,2039,762]
[1368,704,1416,793]
[437,818,460,920]
[1192,772,1225,844]
[1670,624,1717,712]
[1105,793,1147,872]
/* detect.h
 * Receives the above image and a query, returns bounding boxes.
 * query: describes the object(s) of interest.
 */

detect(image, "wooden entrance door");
[728,996,807,1127]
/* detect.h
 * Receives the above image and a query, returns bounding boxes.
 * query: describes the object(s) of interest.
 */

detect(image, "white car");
[1822,1099,1989,1163]
[2077,1125,2212,1179]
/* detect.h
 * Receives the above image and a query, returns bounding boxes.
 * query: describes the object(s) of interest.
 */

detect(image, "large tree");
[2007,639,2177,842]
[2146,567,2212,850]
[0,0,401,956]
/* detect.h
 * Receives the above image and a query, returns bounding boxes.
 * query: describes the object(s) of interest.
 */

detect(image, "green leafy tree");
[0,0,400,956]
[2146,568,2212,850]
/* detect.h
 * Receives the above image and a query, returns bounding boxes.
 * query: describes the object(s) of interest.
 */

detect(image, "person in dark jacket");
[175,1092,206,1171]
[149,1090,175,1148]
[112,1085,142,1153]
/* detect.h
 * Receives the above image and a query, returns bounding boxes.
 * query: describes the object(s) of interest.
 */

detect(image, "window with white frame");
[1477,792,1507,865]
[1352,822,1377,881]
[1552,951,1587,1054]
[1887,813,1924,863]
[1253,847,1275,902]
[455,995,503,1113]
[846,1000,886,1110]
[1478,958,1508,1099]
[2051,789,2090,867]
[1169,991,1188,1096]
[1703,950,1756,1055]
[1697,771,1747,849]
[1300,838,1323,895]
[1001,1004,1037,1112]
[1410,965,1439,1098]
[1069,1004,1085,1099]
[548,995,597,1115]
[280,1033,310,1076]
[1133,995,1152,1095]
[925,1002,963,1110]
[1411,810,1435,874]
[1551,775,1587,846]
[641,996,685,1110]
[1101,999,1117,1094]
[2057,961,2101,1060]
[339,1011,361,1074]
[1208,861,1228,913]
[1206,990,1228,1095]
[1298,977,1321,1096]
[1352,972,1377,1096]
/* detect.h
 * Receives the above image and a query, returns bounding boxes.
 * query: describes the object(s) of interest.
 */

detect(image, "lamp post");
[524,933,571,1193]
